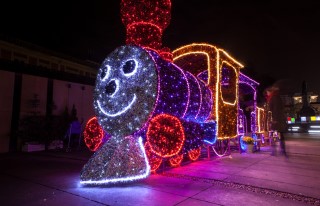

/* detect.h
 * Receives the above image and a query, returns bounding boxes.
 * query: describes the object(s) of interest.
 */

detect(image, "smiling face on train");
[93,45,158,137]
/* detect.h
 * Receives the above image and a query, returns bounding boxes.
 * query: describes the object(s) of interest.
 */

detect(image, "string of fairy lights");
[80,136,150,184]
[80,0,263,185]
[93,45,158,138]
[146,114,185,158]
[83,117,106,151]
[120,0,172,61]
[173,43,243,140]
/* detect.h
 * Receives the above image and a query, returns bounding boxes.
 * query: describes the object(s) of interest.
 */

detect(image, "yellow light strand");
[173,43,244,140]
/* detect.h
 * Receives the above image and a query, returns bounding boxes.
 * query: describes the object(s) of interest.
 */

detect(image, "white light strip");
[97,94,136,117]
[80,137,150,185]
[211,145,228,157]
[204,139,216,145]
[101,65,111,82]
[310,125,320,128]
[110,79,119,98]
[308,130,320,133]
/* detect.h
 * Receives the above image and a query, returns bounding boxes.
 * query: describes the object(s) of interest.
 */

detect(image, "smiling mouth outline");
[97,94,137,117]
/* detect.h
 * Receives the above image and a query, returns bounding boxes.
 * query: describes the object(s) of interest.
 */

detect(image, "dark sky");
[2,0,320,95]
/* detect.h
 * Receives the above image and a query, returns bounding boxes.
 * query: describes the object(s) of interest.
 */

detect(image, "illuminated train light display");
[238,73,261,151]
[80,0,265,185]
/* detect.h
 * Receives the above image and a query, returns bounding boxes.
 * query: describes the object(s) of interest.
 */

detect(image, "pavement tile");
[68,185,188,206]
[138,174,212,197]
[166,167,230,181]
[1,133,320,206]
[235,167,320,190]
[191,184,308,206]
[175,197,219,205]
[0,175,102,206]
[252,161,320,179]
[225,175,320,200]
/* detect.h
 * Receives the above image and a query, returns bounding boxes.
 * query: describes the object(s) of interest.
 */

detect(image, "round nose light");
[105,80,117,96]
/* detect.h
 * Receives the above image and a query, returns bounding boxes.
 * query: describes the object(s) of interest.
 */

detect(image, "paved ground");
[0,133,319,206]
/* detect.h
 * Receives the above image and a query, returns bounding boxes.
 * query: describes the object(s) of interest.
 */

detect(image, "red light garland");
[120,0,171,32]
[83,117,105,151]
[188,147,201,161]
[125,22,163,50]
[169,154,183,167]
[159,47,173,62]
[120,0,172,61]
[147,114,185,158]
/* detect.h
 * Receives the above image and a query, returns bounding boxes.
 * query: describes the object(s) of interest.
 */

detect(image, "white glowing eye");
[101,65,111,81]
[122,59,137,77]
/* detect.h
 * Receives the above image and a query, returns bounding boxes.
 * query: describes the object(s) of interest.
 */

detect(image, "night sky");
[2,0,320,95]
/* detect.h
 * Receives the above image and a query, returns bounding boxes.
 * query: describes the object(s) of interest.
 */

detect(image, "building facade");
[0,38,99,152]
[281,92,320,133]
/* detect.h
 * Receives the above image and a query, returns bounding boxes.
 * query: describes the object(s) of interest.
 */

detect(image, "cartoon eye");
[100,65,110,80]
[122,60,137,76]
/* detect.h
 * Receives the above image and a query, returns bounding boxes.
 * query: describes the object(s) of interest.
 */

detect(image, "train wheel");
[169,154,184,167]
[144,142,162,172]
[188,147,201,161]
[146,114,185,158]
[83,117,105,151]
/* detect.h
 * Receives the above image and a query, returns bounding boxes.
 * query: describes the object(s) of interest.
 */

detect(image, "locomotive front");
[94,45,213,138]
[93,45,158,138]
[80,0,220,185]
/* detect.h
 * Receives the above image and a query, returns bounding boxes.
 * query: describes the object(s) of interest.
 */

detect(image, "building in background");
[283,84,320,133]
[0,37,99,152]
